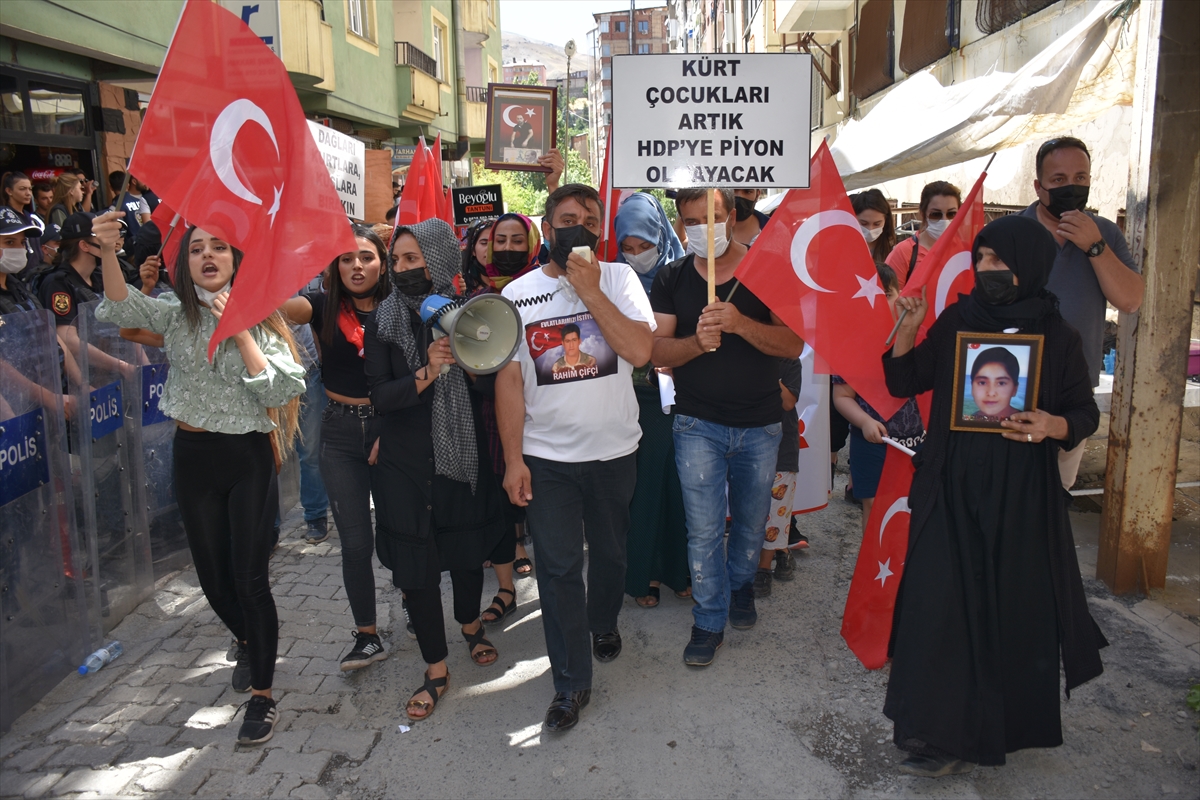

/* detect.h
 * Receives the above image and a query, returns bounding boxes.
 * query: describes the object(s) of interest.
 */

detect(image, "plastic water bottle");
[1103,350,1116,375]
[79,641,123,675]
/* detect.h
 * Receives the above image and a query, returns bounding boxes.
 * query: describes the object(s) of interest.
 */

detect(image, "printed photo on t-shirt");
[525,312,617,385]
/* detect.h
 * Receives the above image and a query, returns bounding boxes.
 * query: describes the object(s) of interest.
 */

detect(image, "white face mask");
[860,225,883,243]
[684,221,730,259]
[623,247,660,274]
[0,247,26,273]
[924,219,950,240]
[194,281,231,306]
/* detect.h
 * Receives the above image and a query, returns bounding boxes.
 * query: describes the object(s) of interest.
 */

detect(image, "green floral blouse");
[95,290,305,434]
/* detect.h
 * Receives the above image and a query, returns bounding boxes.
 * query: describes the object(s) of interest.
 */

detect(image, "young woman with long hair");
[364,218,509,722]
[1,171,44,272]
[851,189,896,267]
[94,215,305,745]
[280,224,394,671]
[48,173,84,228]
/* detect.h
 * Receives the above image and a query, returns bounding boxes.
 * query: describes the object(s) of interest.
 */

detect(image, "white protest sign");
[610,53,812,189]
[307,121,366,220]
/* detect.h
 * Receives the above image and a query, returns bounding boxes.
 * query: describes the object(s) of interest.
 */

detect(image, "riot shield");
[0,309,90,734]
[69,300,154,632]
[137,347,190,578]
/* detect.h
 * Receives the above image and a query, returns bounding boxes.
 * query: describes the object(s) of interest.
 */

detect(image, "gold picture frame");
[950,331,1045,433]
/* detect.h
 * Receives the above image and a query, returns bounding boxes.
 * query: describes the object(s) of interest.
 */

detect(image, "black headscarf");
[957,214,1061,333]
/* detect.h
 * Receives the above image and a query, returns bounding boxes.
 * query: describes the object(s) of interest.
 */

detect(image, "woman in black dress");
[883,214,1105,776]
[364,218,508,721]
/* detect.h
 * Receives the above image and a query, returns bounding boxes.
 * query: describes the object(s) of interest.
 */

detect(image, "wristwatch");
[1086,239,1107,258]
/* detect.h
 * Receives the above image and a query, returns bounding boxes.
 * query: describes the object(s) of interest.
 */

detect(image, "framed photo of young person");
[484,84,557,172]
[950,332,1045,433]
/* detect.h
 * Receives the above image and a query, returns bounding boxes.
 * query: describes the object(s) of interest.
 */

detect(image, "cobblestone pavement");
[1,481,1198,799]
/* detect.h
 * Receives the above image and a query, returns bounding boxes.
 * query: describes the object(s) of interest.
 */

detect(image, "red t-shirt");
[883,237,928,287]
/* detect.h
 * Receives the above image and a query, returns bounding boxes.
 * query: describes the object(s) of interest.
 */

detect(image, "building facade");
[0,0,504,224]
[503,59,547,84]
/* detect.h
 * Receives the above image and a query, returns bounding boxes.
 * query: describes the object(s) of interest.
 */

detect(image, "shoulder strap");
[908,236,920,273]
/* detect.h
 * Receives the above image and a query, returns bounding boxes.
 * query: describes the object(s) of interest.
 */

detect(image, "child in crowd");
[753,356,804,597]
[831,265,925,530]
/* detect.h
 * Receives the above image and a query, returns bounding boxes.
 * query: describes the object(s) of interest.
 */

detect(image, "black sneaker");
[340,630,387,671]
[304,517,329,544]
[231,640,251,693]
[236,695,278,744]
[753,568,773,597]
[774,549,795,582]
[787,517,809,550]
[729,581,757,630]
[682,625,724,666]
[402,597,416,640]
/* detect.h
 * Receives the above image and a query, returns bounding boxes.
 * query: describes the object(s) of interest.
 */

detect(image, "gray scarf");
[375,219,479,492]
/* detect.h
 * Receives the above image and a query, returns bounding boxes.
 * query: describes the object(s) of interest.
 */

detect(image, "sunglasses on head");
[925,209,958,221]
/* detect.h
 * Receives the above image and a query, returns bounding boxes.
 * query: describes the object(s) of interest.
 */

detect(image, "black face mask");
[393,268,432,297]
[1042,183,1090,218]
[734,196,755,223]
[492,249,529,276]
[548,225,599,268]
[976,269,1020,305]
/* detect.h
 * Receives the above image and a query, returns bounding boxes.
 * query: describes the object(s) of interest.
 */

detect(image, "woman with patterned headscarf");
[614,193,691,608]
[466,213,542,623]
[364,218,508,722]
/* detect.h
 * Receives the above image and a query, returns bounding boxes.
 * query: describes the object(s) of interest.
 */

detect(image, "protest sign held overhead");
[610,54,813,189]
[308,121,366,221]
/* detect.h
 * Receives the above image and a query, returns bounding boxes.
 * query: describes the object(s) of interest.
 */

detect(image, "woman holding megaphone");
[364,218,509,722]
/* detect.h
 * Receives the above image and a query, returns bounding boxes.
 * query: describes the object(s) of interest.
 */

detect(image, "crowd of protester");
[0,136,1142,773]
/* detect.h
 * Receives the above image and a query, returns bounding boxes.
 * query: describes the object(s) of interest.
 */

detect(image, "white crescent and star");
[501,106,536,127]
[875,495,911,587]
[790,210,864,296]
[530,330,552,352]
[935,250,974,316]
[209,98,284,226]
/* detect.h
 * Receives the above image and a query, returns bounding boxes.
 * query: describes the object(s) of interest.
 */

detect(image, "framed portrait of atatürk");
[484,83,557,172]
[950,332,1045,433]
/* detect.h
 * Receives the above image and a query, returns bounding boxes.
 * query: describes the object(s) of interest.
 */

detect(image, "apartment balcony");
[280,0,335,91]
[396,42,441,124]
[460,0,495,37]
[464,86,487,139]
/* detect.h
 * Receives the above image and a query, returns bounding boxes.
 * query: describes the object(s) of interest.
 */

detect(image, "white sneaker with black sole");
[236,695,278,744]
[340,630,388,671]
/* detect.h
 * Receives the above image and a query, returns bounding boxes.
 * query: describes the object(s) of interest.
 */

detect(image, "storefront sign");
[610,53,812,189]
[218,1,281,58]
[0,408,50,507]
[452,184,504,225]
[307,121,366,220]
[391,145,418,168]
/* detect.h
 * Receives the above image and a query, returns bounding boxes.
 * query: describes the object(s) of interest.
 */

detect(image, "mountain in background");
[501,31,594,80]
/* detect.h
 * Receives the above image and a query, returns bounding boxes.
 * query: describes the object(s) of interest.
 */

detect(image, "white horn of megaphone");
[419,294,523,376]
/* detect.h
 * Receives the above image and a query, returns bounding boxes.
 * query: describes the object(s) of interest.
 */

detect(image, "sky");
[500,0,664,52]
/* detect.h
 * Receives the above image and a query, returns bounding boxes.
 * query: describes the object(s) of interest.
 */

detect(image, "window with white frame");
[432,18,447,81]
[347,0,375,43]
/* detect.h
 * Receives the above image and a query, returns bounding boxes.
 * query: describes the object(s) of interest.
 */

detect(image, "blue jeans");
[295,371,329,522]
[673,415,781,633]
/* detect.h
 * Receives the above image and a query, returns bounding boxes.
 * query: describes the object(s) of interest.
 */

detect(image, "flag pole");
[882,436,916,457]
[883,153,996,347]
[156,212,182,259]
[706,188,716,303]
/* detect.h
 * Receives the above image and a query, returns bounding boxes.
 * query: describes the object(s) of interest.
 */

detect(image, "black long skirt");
[884,432,1062,766]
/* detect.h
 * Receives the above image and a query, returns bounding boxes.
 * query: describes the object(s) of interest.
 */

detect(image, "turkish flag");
[149,200,185,281]
[426,134,455,227]
[129,0,354,358]
[840,445,915,670]
[395,138,443,231]
[734,142,905,420]
[597,126,633,262]
[526,326,563,359]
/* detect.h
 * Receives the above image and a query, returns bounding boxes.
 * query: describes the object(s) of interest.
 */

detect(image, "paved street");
[1,474,1198,800]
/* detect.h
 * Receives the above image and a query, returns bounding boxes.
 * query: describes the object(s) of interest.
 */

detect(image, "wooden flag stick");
[156,212,182,259]
[706,188,716,304]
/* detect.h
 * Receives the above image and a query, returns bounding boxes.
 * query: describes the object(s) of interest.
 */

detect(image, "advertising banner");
[452,184,504,225]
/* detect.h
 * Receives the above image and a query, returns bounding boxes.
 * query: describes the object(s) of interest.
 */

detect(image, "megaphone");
[419,294,523,375]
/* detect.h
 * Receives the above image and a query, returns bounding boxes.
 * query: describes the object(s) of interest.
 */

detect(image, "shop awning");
[829,0,1137,190]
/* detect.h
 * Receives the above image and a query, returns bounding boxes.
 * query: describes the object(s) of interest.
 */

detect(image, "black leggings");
[174,428,279,690]
[403,537,484,665]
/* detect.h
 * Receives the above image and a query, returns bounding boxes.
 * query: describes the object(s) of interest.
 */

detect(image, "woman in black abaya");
[881,214,1106,776]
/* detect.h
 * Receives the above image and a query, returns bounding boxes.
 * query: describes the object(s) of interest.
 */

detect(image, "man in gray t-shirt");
[1020,137,1143,489]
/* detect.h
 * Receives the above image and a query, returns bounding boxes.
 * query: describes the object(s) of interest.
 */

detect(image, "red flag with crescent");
[733,142,904,420]
[840,445,916,670]
[129,0,355,358]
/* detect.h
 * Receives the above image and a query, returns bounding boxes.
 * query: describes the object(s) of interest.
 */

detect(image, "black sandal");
[636,585,660,608]
[405,670,449,721]
[481,587,516,625]
[462,622,498,666]
[514,557,533,576]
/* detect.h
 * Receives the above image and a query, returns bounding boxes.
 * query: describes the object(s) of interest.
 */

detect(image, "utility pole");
[564,39,576,165]
[630,0,635,54]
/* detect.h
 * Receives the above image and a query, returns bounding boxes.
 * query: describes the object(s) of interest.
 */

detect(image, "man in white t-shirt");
[497,184,655,734]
